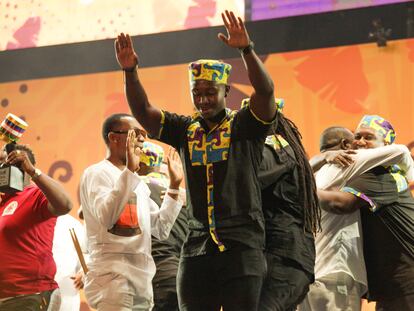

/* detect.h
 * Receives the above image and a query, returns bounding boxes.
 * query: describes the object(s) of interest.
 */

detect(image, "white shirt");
[80,159,182,302]
[314,144,413,289]
[53,215,85,311]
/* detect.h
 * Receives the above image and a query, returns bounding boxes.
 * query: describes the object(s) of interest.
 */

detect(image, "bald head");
[320,126,354,152]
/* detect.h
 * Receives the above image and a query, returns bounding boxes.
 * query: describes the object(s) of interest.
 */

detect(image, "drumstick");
[69,228,88,274]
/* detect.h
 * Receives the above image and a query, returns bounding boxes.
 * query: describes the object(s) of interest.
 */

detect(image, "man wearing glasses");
[80,113,184,310]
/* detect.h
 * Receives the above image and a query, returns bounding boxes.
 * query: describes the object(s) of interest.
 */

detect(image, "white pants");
[85,271,153,311]
[298,272,364,311]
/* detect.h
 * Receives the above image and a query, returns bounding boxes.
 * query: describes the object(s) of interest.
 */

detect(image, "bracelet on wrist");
[30,168,42,180]
[166,188,180,195]
[238,41,255,55]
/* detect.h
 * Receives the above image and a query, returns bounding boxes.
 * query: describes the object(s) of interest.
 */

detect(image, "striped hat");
[0,113,28,143]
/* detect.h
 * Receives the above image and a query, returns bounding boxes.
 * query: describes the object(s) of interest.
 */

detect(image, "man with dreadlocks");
[241,98,320,311]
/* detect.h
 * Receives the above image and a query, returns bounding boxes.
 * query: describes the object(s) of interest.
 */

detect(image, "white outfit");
[299,144,413,311]
[52,214,85,311]
[80,160,182,311]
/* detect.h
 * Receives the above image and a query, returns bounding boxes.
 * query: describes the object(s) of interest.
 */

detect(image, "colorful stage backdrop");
[1,37,413,212]
[1,0,410,50]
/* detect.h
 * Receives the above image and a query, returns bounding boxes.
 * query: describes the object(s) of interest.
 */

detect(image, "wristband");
[123,65,137,72]
[238,41,255,55]
[167,188,180,195]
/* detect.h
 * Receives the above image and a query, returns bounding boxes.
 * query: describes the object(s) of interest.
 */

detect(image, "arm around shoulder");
[318,189,364,214]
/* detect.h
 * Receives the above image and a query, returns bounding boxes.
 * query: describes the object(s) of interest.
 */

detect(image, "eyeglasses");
[110,128,147,137]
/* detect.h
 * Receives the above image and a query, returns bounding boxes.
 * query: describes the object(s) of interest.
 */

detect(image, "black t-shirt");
[148,182,188,283]
[259,135,315,276]
[157,107,271,256]
[344,166,414,301]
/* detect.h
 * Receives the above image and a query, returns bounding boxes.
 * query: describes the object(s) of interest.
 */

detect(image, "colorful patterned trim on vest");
[341,186,378,212]
[206,163,226,252]
[187,109,237,251]
[187,109,235,166]
[240,97,284,113]
[386,164,408,192]
[265,134,289,150]
[157,110,166,139]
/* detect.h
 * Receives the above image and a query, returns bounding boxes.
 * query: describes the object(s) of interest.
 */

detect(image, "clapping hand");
[166,148,183,190]
[126,129,144,173]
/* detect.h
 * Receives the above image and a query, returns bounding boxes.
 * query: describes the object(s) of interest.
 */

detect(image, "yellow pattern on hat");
[189,59,232,84]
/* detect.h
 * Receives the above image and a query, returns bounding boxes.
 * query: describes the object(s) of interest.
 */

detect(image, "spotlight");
[368,19,392,47]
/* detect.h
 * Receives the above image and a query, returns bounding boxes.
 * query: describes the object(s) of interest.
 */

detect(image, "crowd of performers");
[1,9,413,311]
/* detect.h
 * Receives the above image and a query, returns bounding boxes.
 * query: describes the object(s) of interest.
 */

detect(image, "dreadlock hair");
[272,113,321,234]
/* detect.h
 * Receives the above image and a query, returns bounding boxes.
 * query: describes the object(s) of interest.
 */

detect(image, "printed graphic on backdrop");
[0,0,244,51]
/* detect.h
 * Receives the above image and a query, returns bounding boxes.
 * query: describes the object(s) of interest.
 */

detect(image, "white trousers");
[298,272,364,311]
[85,271,153,311]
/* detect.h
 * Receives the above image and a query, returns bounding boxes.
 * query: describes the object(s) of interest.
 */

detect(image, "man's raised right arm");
[115,33,162,138]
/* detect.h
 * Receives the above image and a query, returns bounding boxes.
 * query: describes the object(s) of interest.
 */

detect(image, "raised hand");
[217,10,250,49]
[115,33,138,70]
[126,129,143,173]
[166,148,183,189]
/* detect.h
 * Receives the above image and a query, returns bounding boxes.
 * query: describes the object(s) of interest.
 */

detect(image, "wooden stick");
[69,228,88,274]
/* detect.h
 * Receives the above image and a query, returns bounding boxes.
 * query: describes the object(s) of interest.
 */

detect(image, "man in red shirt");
[0,144,73,310]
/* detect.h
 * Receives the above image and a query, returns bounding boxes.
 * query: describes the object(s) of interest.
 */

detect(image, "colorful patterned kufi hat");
[241,98,285,112]
[357,115,396,144]
[189,59,232,84]
[140,141,164,167]
[0,113,28,143]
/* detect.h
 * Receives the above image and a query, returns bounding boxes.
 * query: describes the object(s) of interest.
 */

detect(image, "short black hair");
[102,113,132,144]
[319,126,353,152]
[15,144,36,165]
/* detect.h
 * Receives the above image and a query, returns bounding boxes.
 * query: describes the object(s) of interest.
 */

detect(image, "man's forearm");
[124,70,161,137]
[125,70,150,119]
[242,50,274,96]
[34,174,73,216]
[318,189,360,215]
[242,50,276,122]
[309,154,327,173]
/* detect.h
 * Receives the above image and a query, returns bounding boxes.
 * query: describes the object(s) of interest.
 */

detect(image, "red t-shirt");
[0,184,58,298]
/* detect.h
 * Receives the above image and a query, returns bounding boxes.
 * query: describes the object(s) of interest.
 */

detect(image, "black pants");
[376,293,414,311]
[0,290,54,311]
[153,277,179,311]
[177,247,266,311]
[260,254,313,311]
